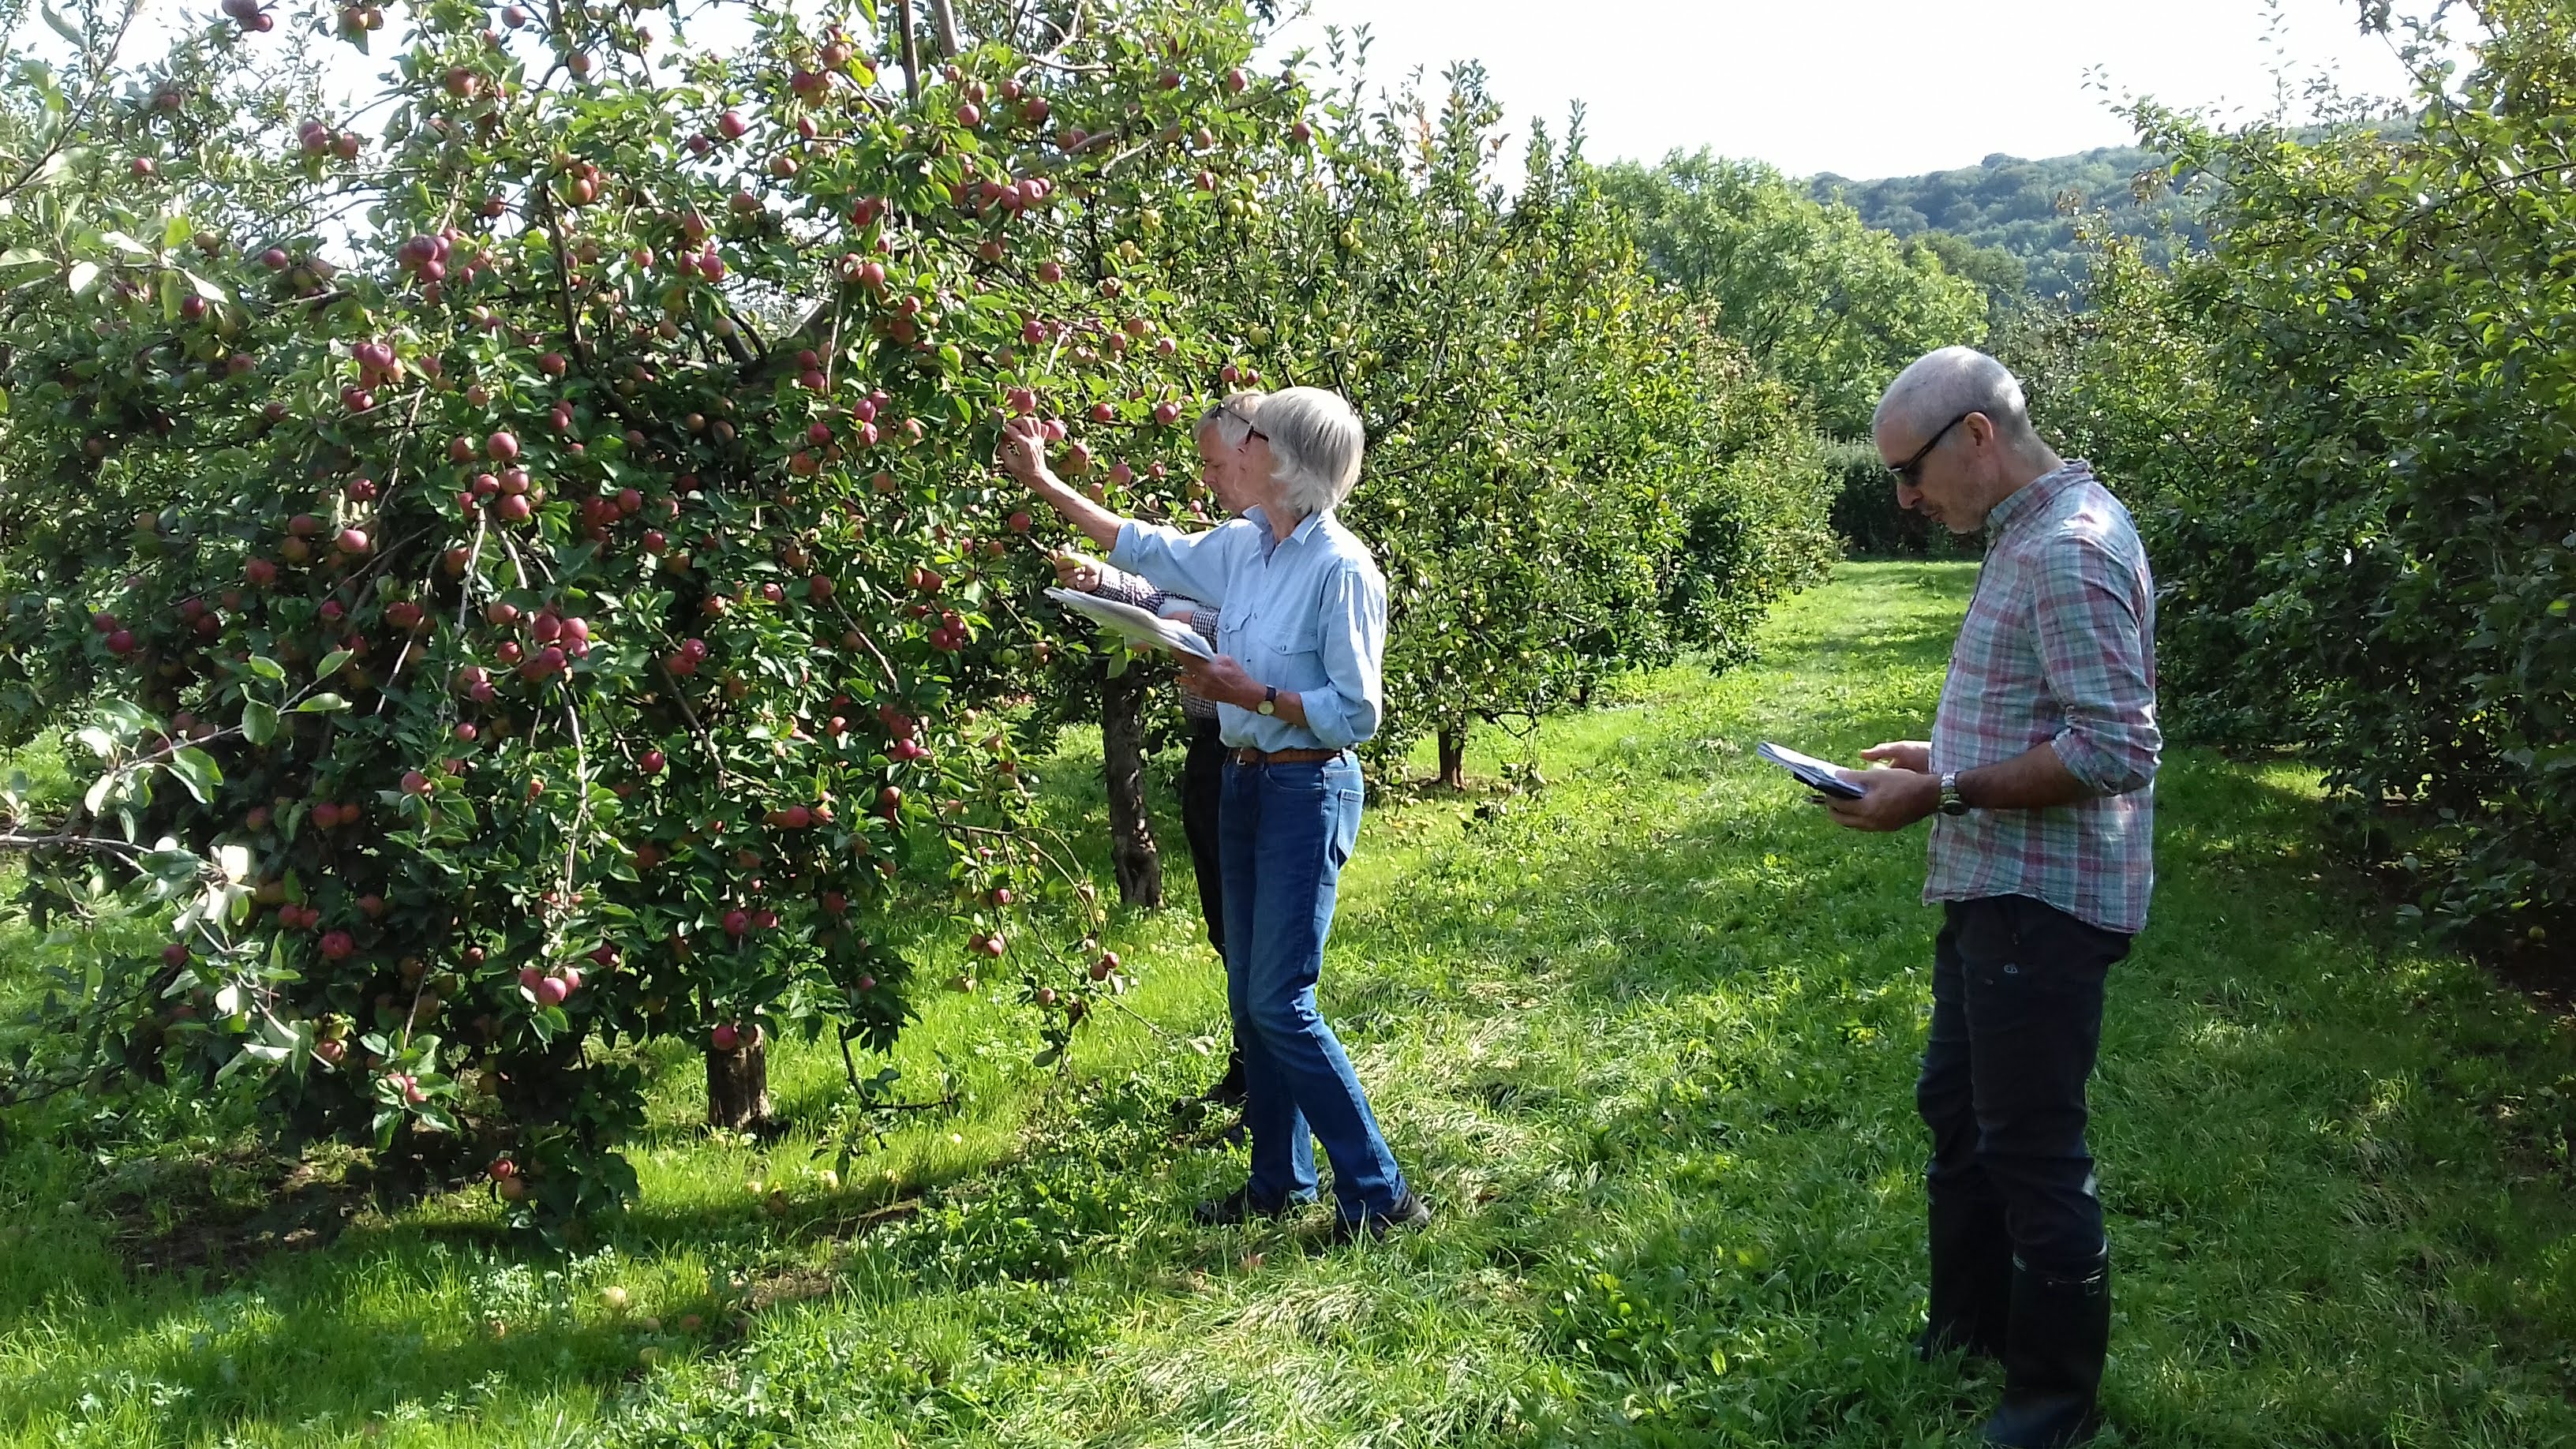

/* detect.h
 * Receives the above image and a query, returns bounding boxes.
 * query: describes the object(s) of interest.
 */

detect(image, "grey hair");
[1252,386,1365,516]
[1874,346,2041,450]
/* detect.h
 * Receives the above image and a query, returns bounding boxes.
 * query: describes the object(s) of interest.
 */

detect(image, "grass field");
[3,560,2573,1447]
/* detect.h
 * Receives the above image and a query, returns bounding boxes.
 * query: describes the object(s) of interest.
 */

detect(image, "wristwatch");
[1256,686,1278,717]
[1938,771,1969,816]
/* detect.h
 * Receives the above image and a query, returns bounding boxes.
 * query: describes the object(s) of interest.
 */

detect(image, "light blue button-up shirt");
[1108,507,1387,752]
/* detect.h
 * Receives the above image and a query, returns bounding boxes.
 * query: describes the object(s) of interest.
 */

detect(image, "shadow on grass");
[11,563,2574,1445]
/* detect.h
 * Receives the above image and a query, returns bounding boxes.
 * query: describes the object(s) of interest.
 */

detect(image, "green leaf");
[39,3,79,47]
[315,650,353,680]
[163,214,193,249]
[166,747,221,803]
[241,699,278,745]
[294,694,350,713]
[246,655,286,682]
[66,260,98,294]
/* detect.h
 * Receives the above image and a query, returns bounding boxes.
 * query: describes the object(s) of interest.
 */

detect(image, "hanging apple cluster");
[0,0,1310,1230]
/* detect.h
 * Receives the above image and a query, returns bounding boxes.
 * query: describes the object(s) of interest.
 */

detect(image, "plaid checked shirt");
[1926,460,2161,934]
[1089,564,1222,721]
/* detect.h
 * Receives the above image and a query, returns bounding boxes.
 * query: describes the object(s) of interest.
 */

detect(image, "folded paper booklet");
[1756,741,1866,799]
[1044,587,1216,661]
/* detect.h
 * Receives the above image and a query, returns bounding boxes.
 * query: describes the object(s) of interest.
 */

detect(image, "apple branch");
[650,658,747,788]
[0,0,141,205]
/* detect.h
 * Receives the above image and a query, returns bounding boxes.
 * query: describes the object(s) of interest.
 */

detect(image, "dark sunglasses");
[1889,411,1973,487]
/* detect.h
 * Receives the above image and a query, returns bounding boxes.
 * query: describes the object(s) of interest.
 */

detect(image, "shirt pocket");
[1261,613,1327,688]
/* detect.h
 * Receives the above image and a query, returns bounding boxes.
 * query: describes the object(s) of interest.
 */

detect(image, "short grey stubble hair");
[1874,346,2042,451]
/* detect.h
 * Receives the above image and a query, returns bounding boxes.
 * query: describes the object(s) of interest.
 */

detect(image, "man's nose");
[1895,480,1922,511]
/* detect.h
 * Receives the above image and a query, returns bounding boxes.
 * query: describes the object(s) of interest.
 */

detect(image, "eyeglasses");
[1204,399,1266,443]
[1889,411,1973,488]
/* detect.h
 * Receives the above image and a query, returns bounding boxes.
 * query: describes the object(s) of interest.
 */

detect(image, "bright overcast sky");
[17,1,2424,182]
[1261,0,2421,178]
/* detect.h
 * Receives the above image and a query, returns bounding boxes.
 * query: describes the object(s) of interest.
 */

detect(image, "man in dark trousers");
[1825,347,2159,1448]
[1062,551,1245,1107]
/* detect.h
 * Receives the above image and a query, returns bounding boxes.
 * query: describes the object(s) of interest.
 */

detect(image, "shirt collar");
[1243,507,1328,548]
[1985,459,2093,537]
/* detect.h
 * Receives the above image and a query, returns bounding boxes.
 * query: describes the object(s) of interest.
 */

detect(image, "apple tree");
[0,0,1306,1232]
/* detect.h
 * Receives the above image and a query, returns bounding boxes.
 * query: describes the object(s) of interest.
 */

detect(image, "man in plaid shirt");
[1051,550,1246,1110]
[1826,348,2159,1449]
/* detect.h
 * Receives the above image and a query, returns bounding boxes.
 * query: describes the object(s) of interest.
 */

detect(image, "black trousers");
[1919,894,2132,1279]
[1179,717,1227,956]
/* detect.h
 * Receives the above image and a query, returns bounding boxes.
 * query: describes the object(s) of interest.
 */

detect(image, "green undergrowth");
[2,561,2571,1447]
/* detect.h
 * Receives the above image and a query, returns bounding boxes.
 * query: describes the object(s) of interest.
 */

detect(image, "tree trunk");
[1437,724,1468,790]
[1101,661,1164,908]
[706,1029,771,1131]
[893,0,921,103]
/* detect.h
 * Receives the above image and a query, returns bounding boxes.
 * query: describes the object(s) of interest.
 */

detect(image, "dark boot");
[1919,1194,2013,1362]
[1200,1046,1247,1108]
[1982,1254,2110,1447]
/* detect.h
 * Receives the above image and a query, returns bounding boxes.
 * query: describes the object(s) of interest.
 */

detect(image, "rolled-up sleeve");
[2033,536,2160,796]
[1298,564,1386,750]
[1109,519,1236,608]
[1088,564,1170,615]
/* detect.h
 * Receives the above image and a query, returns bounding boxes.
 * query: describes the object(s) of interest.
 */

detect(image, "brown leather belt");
[1230,747,1346,766]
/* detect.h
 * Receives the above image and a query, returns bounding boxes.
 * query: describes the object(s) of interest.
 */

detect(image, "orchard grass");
[3,560,2572,1446]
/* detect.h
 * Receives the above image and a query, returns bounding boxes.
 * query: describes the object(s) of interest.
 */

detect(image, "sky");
[1259,0,2423,178]
[14,0,2426,182]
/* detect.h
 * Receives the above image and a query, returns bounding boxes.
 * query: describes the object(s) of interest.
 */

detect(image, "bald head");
[1874,347,2042,455]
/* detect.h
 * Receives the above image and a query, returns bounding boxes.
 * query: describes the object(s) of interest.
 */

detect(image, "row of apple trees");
[2013,0,2575,953]
[0,0,1323,1233]
[1163,57,1840,787]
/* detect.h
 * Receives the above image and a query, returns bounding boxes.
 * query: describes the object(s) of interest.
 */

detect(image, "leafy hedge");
[2020,0,2576,949]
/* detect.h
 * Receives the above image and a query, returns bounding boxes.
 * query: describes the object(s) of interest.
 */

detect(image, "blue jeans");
[1218,754,1408,1219]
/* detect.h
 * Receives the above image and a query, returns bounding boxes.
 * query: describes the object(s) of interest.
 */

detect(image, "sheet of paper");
[1044,587,1216,660]
[1756,740,1866,799]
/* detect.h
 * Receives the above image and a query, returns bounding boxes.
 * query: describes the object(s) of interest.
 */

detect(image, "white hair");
[1874,346,2042,450]
[1196,388,1367,517]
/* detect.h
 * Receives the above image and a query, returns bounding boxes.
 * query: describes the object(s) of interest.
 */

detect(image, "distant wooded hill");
[1810,145,2207,301]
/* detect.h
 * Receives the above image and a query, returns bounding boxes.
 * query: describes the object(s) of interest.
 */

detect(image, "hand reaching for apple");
[997,417,1050,489]
[1050,550,1104,593]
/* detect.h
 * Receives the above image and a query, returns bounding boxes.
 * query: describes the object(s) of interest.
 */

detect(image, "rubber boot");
[1981,1253,2110,1447]
[1201,1046,1248,1108]
[1919,1193,2014,1362]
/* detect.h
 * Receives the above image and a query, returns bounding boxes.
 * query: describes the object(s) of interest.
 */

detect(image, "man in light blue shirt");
[1001,387,1426,1242]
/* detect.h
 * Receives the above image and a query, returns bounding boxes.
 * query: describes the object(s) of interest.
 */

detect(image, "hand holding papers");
[1045,587,1216,660]
[1757,741,1866,799]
